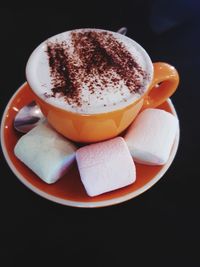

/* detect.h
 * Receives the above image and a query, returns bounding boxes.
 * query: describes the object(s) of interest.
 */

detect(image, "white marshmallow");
[76,137,136,197]
[14,122,77,184]
[124,109,179,165]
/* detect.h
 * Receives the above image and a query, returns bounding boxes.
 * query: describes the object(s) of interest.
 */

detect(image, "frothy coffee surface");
[27,29,152,114]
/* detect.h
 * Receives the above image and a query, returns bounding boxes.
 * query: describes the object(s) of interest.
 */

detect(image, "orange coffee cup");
[26,30,179,143]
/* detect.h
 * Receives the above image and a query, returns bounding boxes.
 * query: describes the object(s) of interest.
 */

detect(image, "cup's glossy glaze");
[27,61,179,143]
[29,84,144,142]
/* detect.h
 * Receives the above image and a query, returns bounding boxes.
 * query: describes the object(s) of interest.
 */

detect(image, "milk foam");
[26,29,153,114]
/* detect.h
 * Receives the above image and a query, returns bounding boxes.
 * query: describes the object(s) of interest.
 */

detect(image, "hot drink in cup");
[26,29,179,142]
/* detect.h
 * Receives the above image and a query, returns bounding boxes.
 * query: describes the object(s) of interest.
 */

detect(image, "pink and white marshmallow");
[124,108,179,165]
[76,137,136,197]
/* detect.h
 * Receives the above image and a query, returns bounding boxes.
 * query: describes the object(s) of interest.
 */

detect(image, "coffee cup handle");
[142,62,179,109]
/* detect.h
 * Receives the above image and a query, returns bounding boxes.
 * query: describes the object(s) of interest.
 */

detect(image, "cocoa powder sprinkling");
[46,30,147,107]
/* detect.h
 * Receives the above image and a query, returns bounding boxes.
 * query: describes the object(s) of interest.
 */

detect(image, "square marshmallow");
[14,122,77,184]
[76,137,136,197]
[124,108,179,165]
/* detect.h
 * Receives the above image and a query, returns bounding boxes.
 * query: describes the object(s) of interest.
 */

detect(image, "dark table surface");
[0,3,200,267]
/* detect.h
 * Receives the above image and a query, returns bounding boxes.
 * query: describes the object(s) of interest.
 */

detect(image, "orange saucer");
[1,83,180,208]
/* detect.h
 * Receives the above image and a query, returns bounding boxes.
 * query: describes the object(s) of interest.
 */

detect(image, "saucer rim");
[1,82,180,208]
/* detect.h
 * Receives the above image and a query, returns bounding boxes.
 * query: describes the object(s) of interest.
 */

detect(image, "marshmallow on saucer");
[76,137,136,197]
[124,109,179,165]
[14,122,77,184]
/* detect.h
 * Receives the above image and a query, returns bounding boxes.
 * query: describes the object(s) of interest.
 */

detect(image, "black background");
[0,2,200,266]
